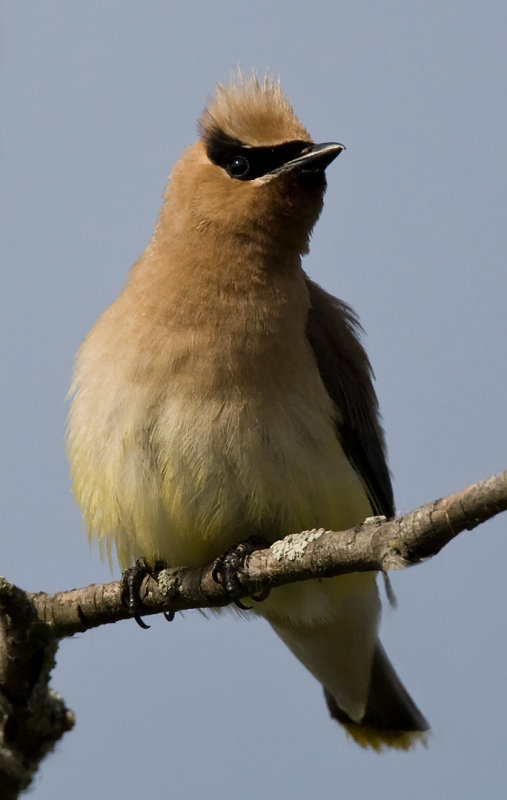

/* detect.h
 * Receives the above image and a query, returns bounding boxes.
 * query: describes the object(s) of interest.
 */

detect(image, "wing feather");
[305,278,394,518]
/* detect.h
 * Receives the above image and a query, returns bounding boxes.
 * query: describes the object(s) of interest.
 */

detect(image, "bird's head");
[157,73,344,259]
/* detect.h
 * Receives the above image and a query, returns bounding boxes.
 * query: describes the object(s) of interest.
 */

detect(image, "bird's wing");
[305,278,394,519]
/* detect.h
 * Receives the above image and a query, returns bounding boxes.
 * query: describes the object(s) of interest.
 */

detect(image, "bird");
[67,71,428,750]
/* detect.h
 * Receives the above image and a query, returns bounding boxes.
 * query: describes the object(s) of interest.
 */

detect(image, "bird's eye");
[227,156,250,179]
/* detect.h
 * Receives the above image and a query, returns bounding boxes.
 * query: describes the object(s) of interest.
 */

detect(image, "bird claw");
[121,559,175,628]
[212,535,271,608]
[121,559,152,628]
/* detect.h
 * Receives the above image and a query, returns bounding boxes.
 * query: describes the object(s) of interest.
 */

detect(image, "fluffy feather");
[67,72,428,748]
[199,70,310,147]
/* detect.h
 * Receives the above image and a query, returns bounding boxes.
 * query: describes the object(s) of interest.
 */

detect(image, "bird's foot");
[212,535,271,609]
[121,559,175,629]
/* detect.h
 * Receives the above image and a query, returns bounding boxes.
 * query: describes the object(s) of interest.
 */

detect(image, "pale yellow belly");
[70,374,372,567]
[98,390,371,583]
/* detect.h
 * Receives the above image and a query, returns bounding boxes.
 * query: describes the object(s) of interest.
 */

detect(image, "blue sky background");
[2,1,507,797]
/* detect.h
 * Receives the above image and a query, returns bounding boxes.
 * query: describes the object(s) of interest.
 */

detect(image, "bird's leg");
[212,535,271,609]
[121,558,175,629]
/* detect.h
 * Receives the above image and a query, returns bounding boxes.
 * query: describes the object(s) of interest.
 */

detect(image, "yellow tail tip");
[342,723,430,752]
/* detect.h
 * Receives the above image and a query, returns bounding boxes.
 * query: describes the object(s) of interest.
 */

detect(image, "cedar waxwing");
[67,73,428,750]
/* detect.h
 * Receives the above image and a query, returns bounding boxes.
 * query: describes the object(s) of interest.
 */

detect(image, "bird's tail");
[269,604,428,751]
[324,642,429,751]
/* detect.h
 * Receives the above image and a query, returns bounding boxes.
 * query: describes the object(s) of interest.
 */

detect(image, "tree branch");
[25,468,507,633]
[1,468,506,796]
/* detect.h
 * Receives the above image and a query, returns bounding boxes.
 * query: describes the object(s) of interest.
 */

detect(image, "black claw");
[121,559,176,626]
[212,535,271,606]
[134,613,151,630]
[250,586,271,602]
[121,559,152,628]
[234,598,253,611]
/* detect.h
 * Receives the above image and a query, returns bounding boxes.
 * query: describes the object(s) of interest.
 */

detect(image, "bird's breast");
[68,270,371,572]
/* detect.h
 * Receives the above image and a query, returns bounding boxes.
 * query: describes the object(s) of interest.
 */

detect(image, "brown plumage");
[67,71,428,748]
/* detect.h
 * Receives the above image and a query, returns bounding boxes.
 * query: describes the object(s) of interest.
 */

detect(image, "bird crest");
[199,70,311,148]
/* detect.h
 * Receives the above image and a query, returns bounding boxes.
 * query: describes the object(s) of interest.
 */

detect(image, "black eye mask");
[205,128,312,181]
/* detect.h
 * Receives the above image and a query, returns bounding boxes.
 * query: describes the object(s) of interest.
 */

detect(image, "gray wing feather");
[305,278,394,518]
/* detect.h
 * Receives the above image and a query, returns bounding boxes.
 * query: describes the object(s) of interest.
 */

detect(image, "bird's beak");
[269,142,345,176]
